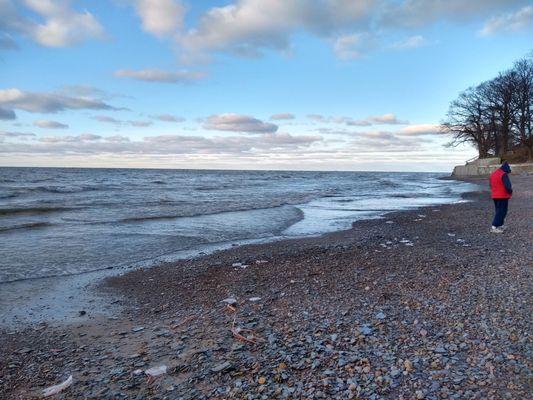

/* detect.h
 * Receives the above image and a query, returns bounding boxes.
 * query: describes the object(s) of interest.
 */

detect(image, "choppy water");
[0,168,475,283]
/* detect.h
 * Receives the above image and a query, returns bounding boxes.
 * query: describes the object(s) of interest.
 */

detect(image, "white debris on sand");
[145,365,167,377]
[221,297,237,305]
[42,375,73,397]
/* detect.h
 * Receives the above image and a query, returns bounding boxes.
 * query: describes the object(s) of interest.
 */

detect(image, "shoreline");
[0,177,475,328]
[1,177,531,399]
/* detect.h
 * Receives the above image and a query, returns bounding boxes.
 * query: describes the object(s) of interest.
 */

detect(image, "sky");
[0,0,532,172]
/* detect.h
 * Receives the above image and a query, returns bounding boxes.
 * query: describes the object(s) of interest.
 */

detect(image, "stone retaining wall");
[452,157,533,177]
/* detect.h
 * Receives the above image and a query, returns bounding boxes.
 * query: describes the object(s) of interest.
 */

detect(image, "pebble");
[211,361,232,373]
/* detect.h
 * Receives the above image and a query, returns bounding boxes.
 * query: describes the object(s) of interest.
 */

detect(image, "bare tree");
[442,53,532,161]
[442,85,492,158]
[511,56,533,159]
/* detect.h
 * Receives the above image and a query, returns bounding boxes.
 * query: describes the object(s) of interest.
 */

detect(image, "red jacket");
[490,168,512,199]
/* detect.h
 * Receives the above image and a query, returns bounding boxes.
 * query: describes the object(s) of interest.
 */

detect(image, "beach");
[1,176,531,399]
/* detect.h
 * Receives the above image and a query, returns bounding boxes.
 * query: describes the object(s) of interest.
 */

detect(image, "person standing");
[489,162,512,233]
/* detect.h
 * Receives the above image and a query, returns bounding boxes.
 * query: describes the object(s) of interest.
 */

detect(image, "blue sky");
[0,0,532,171]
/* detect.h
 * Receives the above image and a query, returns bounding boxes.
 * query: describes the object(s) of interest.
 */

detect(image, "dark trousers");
[492,199,509,227]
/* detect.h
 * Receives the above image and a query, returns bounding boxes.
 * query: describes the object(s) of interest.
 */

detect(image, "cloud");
[333,32,376,60]
[365,113,409,125]
[345,119,372,127]
[0,0,105,47]
[134,0,185,37]
[34,119,69,129]
[204,113,278,133]
[308,113,408,126]
[92,115,122,124]
[397,124,441,136]
[152,114,185,122]
[176,0,376,60]
[58,85,122,100]
[128,120,152,127]
[105,135,130,143]
[380,0,521,28]
[307,114,326,121]
[347,113,409,125]
[39,133,101,143]
[312,123,442,140]
[479,5,533,36]
[168,0,525,62]
[392,35,428,49]
[3,132,321,155]
[0,131,35,139]
[358,131,398,140]
[0,107,16,120]
[349,131,431,152]
[270,113,295,120]
[91,115,153,127]
[0,88,118,113]
[114,68,206,83]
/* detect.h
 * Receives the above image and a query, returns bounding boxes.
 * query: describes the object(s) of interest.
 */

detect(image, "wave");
[0,192,18,199]
[0,206,77,216]
[119,203,298,223]
[0,222,54,232]
[19,185,103,194]
[378,179,402,188]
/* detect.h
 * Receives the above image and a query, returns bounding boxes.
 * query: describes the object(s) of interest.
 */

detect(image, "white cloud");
[152,114,185,122]
[92,115,121,124]
[20,0,105,47]
[105,135,131,143]
[134,0,185,37]
[479,5,533,36]
[397,124,441,136]
[333,33,375,60]
[168,0,525,61]
[366,113,409,125]
[307,114,326,122]
[2,132,321,155]
[114,68,206,83]
[270,113,295,120]
[0,88,118,113]
[380,0,521,28]
[34,119,69,129]
[176,0,376,60]
[308,113,408,126]
[39,133,102,143]
[91,115,153,127]
[204,113,278,133]
[392,35,428,50]
[128,120,152,127]
[0,131,35,139]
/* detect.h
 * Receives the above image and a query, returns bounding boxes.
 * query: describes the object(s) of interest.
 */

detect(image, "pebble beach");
[1,177,531,399]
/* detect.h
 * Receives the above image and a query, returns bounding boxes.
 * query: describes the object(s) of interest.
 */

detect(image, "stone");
[375,312,386,320]
[211,361,232,373]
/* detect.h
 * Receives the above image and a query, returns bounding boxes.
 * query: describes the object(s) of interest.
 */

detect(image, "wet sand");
[1,177,531,399]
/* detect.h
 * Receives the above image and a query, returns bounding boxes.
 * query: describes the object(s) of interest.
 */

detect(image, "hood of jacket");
[500,162,511,173]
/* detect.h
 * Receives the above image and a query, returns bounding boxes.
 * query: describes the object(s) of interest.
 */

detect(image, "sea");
[0,168,476,283]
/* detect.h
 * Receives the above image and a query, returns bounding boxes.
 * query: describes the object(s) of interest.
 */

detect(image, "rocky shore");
[1,177,531,399]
